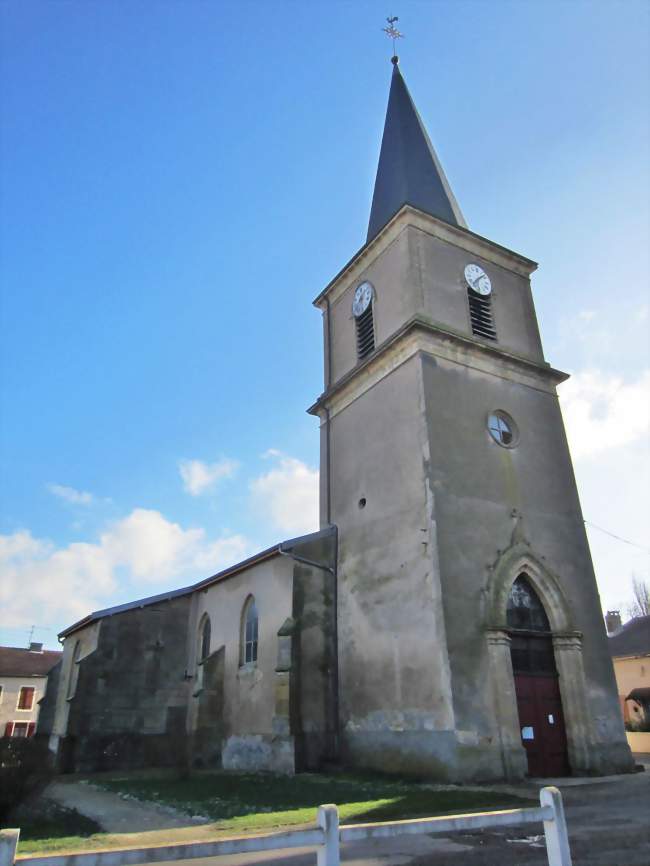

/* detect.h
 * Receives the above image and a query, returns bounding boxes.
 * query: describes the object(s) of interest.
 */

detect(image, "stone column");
[486,629,527,779]
[552,631,594,774]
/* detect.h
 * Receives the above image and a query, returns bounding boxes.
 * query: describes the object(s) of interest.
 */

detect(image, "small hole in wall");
[358,497,367,509]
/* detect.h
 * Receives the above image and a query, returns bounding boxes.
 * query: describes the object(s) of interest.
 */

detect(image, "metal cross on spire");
[382,16,404,64]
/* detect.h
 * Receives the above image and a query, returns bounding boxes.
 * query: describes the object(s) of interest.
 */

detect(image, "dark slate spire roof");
[367,60,466,243]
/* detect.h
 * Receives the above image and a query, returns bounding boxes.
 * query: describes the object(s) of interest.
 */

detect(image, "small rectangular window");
[11,722,30,738]
[467,288,497,340]
[17,687,35,711]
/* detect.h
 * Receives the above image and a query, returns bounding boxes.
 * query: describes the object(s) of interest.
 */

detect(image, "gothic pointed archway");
[485,540,597,779]
[506,575,569,777]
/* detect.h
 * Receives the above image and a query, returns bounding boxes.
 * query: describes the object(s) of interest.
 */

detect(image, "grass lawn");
[11,801,104,854]
[16,771,533,855]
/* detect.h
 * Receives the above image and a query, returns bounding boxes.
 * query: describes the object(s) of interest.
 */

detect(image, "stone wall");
[284,528,338,771]
[58,594,192,773]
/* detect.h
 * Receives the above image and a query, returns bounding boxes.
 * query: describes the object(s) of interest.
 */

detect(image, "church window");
[488,411,517,447]
[467,287,497,341]
[507,575,551,632]
[199,615,211,662]
[507,576,556,675]
[241,596,259,665]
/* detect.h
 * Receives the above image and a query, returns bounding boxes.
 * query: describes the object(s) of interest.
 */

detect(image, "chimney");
[605,611,622,634]
[29,641,43,653]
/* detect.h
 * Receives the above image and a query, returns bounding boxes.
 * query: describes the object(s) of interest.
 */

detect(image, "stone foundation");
[222,734,295,774]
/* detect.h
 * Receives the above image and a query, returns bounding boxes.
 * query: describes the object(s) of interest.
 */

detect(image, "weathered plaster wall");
[0,675,47,732]
[613,655,649,722]
[413,227,544,363]
[187,555,295,772]
[49,620,101,755]
[421,348,633,776]
[326,228,418,386]
[34,661,61,740]
[613,655,650,698]
[55,597,192,773]
[287,529,338,770]
[327,354,457,777]
[319,212,544,393]
[317,206,632,780]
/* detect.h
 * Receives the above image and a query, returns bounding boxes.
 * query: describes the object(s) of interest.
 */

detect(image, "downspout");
[324,297,333,525]
[324,295,340,761]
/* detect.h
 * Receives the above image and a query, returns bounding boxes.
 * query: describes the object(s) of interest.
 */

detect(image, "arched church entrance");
[507,575,570,777]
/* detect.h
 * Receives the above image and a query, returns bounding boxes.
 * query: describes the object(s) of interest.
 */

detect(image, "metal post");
[0,830,20,866]
[540,786,572,866]
[317,804,340,866]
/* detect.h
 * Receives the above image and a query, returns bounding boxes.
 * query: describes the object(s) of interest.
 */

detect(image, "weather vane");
[382,16,404,63]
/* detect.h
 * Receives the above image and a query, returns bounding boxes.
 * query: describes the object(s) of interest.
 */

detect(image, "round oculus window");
[487,411,518,447]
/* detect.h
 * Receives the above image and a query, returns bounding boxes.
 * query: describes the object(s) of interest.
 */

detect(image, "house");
[607,612,650,727]
[0,643,62,738]
[40,58,634,781]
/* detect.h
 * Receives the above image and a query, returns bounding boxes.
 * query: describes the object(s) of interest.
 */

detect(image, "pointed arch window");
[199,615,211,662]
[507,575,555,674]
[241,597,259,666]
[507,575,551,632]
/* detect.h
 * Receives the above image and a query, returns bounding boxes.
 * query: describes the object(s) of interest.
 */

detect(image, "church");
[41,58,634,782]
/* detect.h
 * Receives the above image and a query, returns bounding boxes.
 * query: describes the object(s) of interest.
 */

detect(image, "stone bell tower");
[309,59,633,781]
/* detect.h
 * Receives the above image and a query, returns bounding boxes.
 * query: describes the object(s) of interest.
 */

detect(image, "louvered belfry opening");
[356,304,375,359]
[467,288,497,340]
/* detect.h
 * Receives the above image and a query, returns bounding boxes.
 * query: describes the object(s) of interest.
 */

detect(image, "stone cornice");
[307,315,568,417]
[312,205,538,310]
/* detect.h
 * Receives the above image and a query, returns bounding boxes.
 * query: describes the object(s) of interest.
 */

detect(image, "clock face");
[464,263,492,296]
[352,281,373,317]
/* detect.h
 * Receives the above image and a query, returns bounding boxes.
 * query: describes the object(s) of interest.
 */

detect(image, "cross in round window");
[488,411,517,447]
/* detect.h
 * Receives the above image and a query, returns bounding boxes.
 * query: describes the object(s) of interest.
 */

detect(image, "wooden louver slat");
[467,289,497,340]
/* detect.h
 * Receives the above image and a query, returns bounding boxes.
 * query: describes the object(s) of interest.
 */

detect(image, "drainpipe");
[324,295,340,761]
[324,296,333,526]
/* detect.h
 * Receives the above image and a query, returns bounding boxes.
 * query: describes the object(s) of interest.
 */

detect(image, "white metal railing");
[0,785,572,866]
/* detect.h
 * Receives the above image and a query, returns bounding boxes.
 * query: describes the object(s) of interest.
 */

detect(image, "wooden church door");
[507,576,570,778]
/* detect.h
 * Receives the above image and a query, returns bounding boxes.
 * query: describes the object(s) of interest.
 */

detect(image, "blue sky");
[1,0,648,649]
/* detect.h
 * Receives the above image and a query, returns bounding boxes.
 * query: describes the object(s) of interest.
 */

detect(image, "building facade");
[0,643,62,738]
[607,614,650,726]
[42,60,634,781]
[46,530,337,775]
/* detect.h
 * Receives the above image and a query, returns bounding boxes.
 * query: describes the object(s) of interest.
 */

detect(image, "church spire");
[367,60,467,243]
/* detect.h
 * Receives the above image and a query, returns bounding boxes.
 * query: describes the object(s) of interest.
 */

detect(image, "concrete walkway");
[43,779,208,837]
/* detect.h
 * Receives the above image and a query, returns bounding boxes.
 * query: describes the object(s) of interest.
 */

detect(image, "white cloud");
[250,452,319,536]
[47,483,94,506]
[179,458,238,496]
[0,510,250,631]
[559,369,650,460]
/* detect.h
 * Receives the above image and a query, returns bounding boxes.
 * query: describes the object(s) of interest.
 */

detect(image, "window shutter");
[4,722,13,737]
[467,288,497,340]
[27,722,36,737]
[356,306,375,359]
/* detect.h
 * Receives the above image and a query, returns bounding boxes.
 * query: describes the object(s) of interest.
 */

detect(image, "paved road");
[152,771,650,866]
